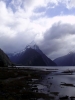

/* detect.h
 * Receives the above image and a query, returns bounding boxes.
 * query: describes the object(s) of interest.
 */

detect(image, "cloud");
[37,22,75,59]
[0,1,37,52]
[64,0,75,9]
[0,0,75,59]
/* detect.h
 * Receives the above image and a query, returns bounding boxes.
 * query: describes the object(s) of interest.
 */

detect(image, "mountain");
[9,45,56,66]
[0,49,13,67]
[54,52,75,66]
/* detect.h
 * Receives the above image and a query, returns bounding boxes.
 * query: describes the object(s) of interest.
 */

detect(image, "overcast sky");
[0,0,75,59]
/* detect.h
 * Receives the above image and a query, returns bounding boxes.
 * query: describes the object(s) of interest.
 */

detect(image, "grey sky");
[0,0,75,59]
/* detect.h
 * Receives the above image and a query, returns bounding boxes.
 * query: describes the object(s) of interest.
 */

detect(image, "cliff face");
[0,49,12,67]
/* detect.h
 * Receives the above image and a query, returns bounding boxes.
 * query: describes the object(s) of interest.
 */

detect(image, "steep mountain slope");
[0,49,13,67]
[32,45,56,66]
[10,45,56,66]
[54,52,75,66]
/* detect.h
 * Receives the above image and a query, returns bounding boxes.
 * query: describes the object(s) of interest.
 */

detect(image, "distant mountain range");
[1,43,75,66]
[9,45,56,66]
[0,49,13,67]
[54,52,75,66]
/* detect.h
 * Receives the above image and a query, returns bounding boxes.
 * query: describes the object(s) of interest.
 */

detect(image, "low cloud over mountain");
[0,0,75,59]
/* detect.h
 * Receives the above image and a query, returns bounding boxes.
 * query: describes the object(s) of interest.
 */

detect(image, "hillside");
[54,52,75,66]
[0,49,13,67]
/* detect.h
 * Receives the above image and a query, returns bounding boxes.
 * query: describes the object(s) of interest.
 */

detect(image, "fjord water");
[42,66,75,98]
[17,66,75,99]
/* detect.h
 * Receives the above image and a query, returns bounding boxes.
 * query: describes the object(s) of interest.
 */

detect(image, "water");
[36,66,75,99]
[16,66,75,99]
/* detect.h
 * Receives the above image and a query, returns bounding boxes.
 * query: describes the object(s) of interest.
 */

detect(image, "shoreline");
[0,67,75,100]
